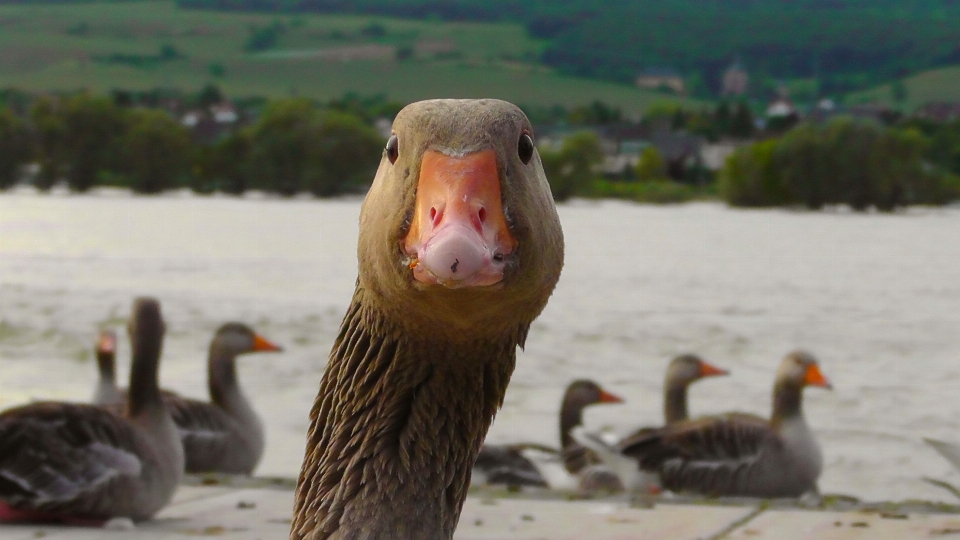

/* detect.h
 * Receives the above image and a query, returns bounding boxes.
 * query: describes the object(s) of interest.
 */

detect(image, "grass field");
[0,1,689,114]
[849,66,960,110]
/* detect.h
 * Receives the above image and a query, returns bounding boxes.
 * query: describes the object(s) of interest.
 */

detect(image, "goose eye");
[386,134,399,164]
[518,132,534,164]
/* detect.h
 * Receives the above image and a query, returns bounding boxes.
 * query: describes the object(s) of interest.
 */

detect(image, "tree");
[60,93,125,191]
[198,84,224,108]
[248,98,321,195]
[729,102,755,139]
[0,109,32,189]
[29,96,67,190]
[123,108,193,193]
[714,101,732,135]
[634,146,667,182]
[540,131,603,201]
[307,111,384,196]
[195,130,253,194]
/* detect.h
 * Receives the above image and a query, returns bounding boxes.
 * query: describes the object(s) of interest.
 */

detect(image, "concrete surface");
[3,482,960,539]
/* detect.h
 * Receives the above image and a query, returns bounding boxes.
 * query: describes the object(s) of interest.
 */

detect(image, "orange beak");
[698,360,729,378]
[402,149,517,288]
[98,331,116,354]
[597,389,625,404]
[803,364,832,389]
[252,333,283,352]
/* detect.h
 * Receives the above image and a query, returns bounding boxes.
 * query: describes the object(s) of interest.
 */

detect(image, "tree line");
[0,92,385,195]
[719,118,960,211]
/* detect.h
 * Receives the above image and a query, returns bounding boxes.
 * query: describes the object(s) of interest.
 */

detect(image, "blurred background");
[1,0,960,506]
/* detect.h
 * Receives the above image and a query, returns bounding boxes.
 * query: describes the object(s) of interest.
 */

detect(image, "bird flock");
[0,99,956,540]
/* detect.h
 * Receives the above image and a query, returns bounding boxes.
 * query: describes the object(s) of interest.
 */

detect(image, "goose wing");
[621,413,779,495]
[162,396,237,472]
[0,402,146,517]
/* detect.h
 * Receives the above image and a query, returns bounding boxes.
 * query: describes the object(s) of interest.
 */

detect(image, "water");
[2,189,959,503]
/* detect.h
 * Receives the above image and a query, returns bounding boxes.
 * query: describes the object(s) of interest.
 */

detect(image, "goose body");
[473,379,623,489]
[0,298,183,523]
[291,99,564,540]
[93,323,282,475]
[621,351,831,498]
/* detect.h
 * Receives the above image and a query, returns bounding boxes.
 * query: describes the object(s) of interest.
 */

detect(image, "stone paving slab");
[724,508,960,540]
[456,498,755,540]
[4,485,960,539]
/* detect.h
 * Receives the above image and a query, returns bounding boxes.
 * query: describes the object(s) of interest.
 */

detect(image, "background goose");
[0,297,183,523]
[567,355,728,493]
[93,323,282,475]
[290,99,564,540]
[621,350,831,498]
[473,379,623,489]
[661,354,730,425]
[91,328,123,407]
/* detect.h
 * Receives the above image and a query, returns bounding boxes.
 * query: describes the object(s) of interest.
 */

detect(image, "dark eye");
[518,132,534,164]
[386,134,399,164]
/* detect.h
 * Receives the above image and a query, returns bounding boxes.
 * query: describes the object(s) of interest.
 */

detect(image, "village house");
[721,61,749,97]
[635,68,686,95]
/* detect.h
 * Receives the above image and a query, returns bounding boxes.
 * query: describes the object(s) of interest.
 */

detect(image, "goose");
[660,354,729,425]
[93,323,283,475]
[568,354,729,493]
[473,379,623,489]
[290,99,564,540]
[0,297,184,523]
[620,350,831,498]
[92,328,124,407]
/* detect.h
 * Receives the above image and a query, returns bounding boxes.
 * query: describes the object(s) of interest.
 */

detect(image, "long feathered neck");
[663,382,689,425]
[127,330,164,418]
[208,340,241,408]
[559,396,586,450]
[291,288,522,540]
[771,380,804,427]
[97,350,116,383]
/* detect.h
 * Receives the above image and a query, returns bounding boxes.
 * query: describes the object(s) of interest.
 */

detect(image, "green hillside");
[850,66,960,110]
[0,1,689,114]
[178,0,960,96]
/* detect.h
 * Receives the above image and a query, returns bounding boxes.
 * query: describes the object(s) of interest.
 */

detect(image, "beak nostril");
[478,207,487,224]
[429,207,438,225]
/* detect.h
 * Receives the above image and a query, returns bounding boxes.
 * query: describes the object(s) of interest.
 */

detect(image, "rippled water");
[2,189,959,502]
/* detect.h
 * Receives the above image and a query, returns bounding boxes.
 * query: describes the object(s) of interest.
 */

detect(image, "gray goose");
[290,99,564,540]
[568,354,728,493]
[473,379,623,488]
[0,297,183,523]
[91,328,124,407]
[661,354,730,425]
[621,350,831,498]
[93,323,283,475]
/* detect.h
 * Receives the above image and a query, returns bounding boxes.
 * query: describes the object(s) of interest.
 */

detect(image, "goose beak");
[597,389,624,404]
[403,149,518,289]
[252,333,283,352]
[98,331,117,354]
[698,360,729,378]
[803,364,832,389]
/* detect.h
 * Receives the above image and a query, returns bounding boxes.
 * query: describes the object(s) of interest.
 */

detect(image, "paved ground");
[3,479,960,539]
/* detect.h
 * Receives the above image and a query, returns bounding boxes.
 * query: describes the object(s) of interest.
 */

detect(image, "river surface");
[1,189,959,502]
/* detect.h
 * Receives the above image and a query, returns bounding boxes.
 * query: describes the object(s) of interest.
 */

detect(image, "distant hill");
[850,66,960,109]
[0,1,694,114]
[177,0,960,97]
